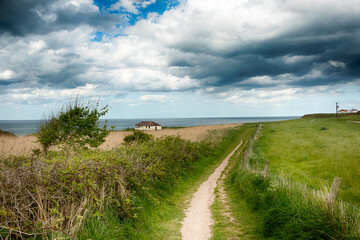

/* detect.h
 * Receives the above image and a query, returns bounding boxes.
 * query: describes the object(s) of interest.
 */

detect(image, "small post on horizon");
[336,102,339,118]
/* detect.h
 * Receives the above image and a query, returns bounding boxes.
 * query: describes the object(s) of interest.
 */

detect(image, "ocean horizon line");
[0,115,301,121]
[0,116,300,136]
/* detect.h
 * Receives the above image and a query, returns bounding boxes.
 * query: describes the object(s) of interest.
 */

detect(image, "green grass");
[255,117,360,204]
[230,168,360,240]
[221,118,360,240]
[77,126,247,240]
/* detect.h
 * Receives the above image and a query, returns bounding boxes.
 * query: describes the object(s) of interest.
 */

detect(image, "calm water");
[0,117,299,136]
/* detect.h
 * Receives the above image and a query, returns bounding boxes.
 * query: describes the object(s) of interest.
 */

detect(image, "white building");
[134,121,162,131]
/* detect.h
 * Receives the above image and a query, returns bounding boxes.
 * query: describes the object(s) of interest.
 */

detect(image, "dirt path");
[181,140,243,240]
[348,121,360,124]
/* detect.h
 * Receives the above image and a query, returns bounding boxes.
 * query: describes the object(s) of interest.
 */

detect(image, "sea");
[0,117,299,136]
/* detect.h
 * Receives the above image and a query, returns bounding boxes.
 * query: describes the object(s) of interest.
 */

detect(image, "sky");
[0,0,360,120]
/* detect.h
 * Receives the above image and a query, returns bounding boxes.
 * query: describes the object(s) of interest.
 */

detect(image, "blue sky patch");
[90,31,104,42]
[94,0,179,25]
[91,0,179,41]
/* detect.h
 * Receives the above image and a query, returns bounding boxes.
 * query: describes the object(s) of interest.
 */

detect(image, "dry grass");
[0,124,241,157]
[0,135,40,158]
[100,124,240,150]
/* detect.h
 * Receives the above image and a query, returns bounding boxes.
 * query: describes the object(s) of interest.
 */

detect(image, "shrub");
[37,98,109,153]
[123,131,153,144]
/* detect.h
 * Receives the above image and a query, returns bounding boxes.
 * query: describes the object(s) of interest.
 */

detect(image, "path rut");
[181,141,243,240]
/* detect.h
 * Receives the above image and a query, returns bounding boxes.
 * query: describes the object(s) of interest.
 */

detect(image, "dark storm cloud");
[37,63,89,89]
[0,0,121,36]
[168,22,360,90]
[163,4,360,90]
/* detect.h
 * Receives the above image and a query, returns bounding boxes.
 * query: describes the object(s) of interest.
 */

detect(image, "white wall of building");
[135,125,162,131]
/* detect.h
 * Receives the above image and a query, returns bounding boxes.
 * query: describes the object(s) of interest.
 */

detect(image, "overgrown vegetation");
[0,122,239,239]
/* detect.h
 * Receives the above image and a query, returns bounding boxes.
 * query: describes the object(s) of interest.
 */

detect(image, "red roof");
[135,121,161,126]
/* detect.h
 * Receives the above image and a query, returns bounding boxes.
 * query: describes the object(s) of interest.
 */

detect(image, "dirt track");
[180,140,243,240]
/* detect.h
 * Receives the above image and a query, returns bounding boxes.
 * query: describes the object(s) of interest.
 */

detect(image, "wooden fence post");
[241,152,246,169]
[328,177,341,203]
[263,160,269,178]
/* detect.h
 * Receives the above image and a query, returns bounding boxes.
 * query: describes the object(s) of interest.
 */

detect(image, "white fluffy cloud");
[0,70,16,80]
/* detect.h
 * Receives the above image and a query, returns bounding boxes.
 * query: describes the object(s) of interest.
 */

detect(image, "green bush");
[37,98,109,153]
[123,131,153,144]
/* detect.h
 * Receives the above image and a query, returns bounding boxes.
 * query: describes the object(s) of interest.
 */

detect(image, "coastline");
[0,116,299,136]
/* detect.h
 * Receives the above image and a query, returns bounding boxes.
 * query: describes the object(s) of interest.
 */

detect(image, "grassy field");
[228,118,360,239]
[253,114,360,203]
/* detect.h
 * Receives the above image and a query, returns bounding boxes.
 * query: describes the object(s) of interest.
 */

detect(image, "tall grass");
[230,167,360,239]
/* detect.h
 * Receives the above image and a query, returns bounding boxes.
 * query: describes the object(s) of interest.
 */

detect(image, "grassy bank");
[228,118,360,239]
[253,116,360,204]
[0,125,245,239]
[230,168,360,239]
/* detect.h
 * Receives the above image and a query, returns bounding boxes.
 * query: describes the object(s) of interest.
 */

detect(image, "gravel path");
[181,140,243,240]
